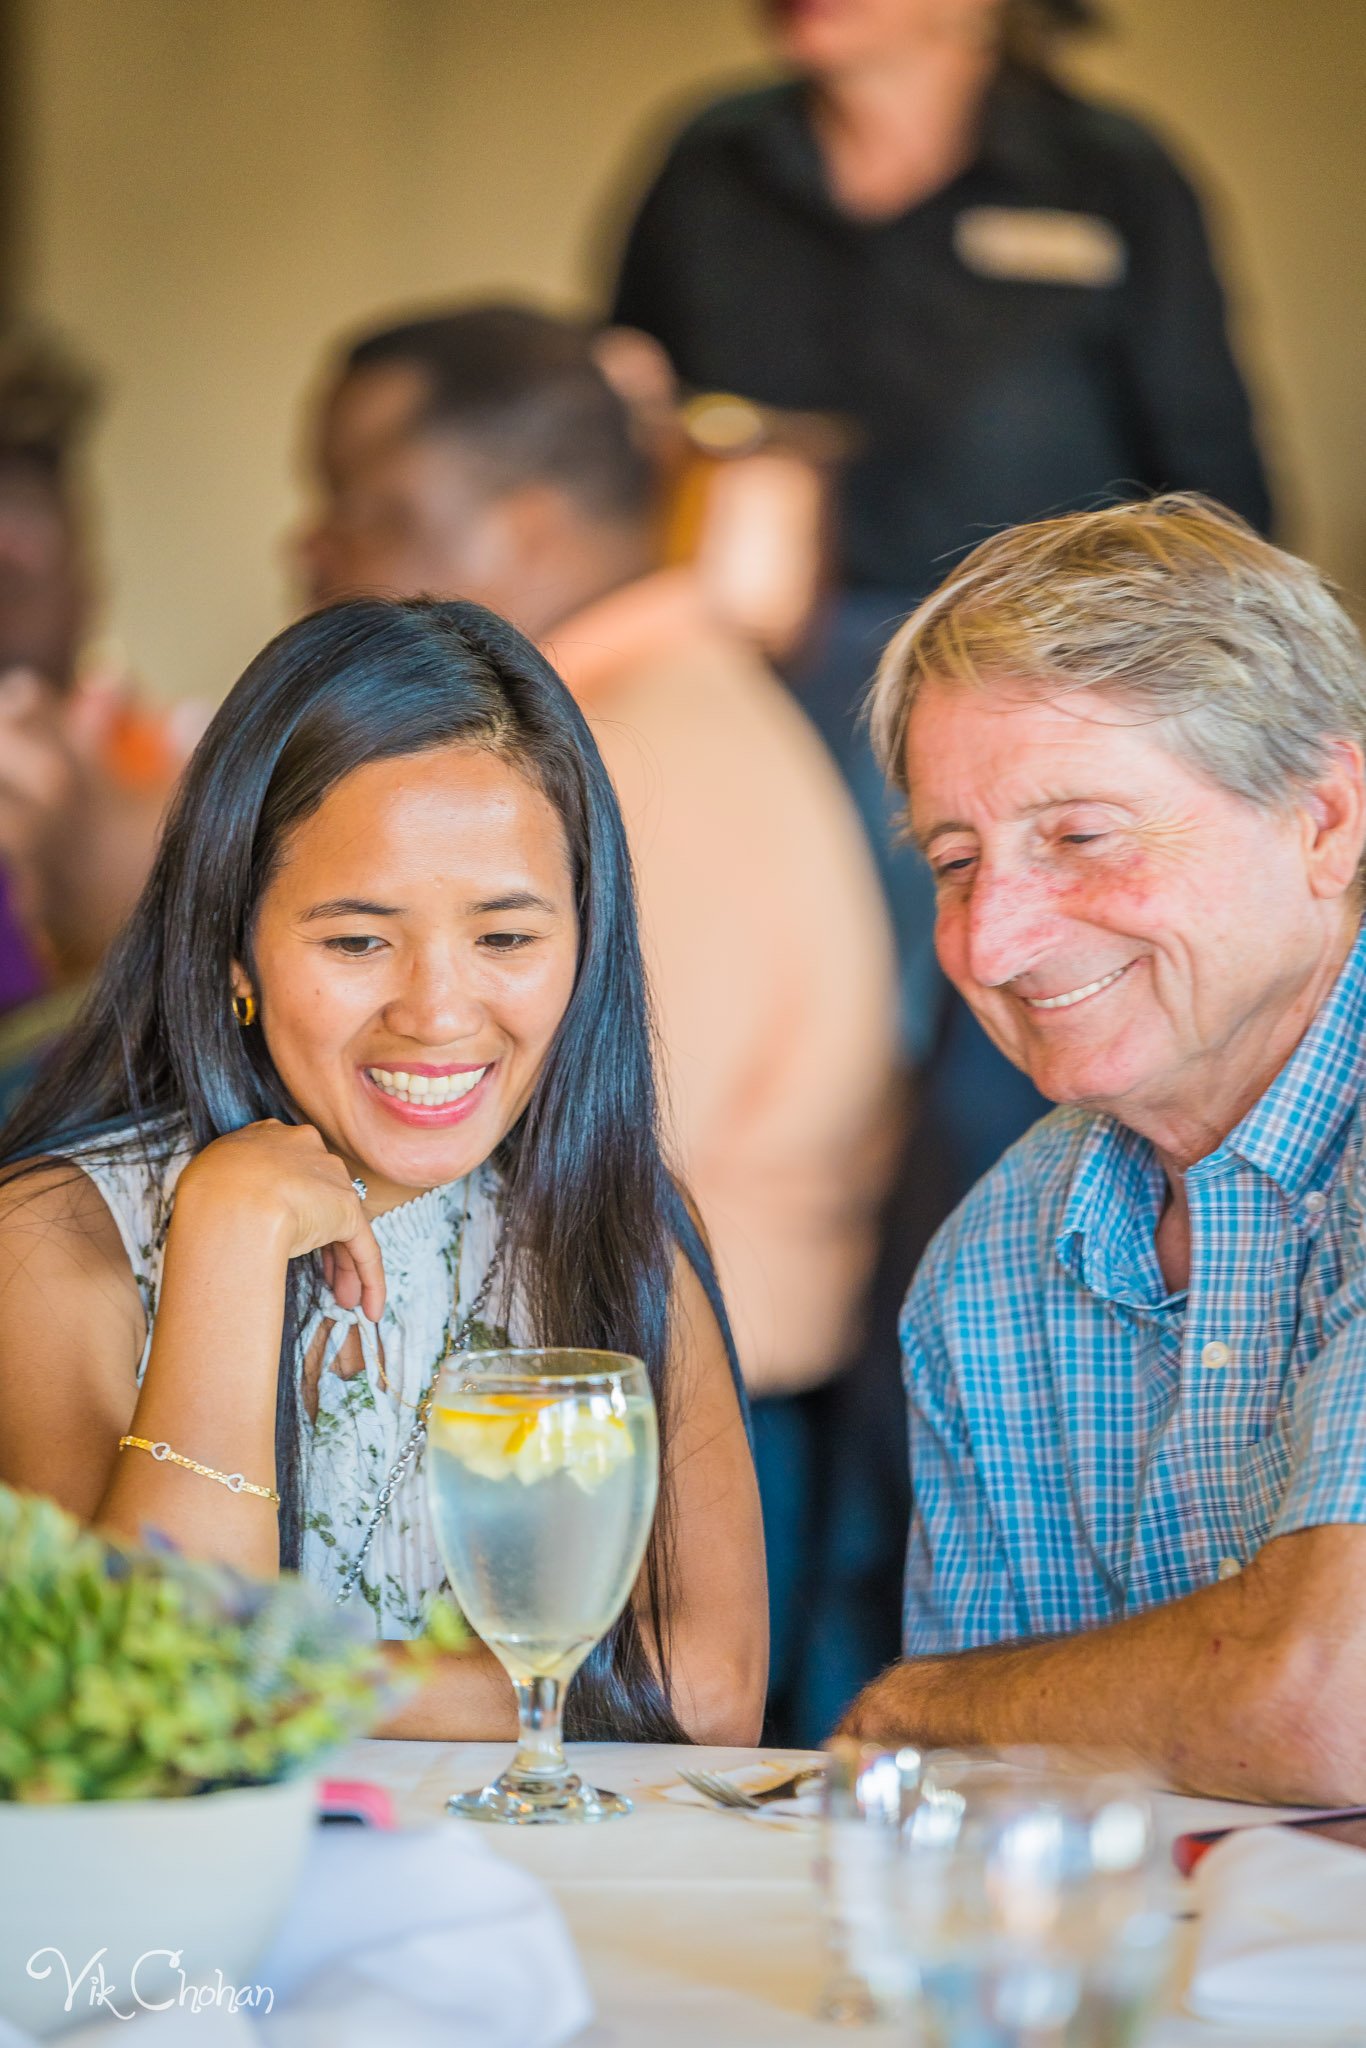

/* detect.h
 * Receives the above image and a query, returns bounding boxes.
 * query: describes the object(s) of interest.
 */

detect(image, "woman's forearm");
[374,1640,519,1741]
[668,1620,767,1746]
[95,1188,291,1574]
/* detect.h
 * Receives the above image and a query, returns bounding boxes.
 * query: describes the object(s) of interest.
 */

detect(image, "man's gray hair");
[868,494,1366,818]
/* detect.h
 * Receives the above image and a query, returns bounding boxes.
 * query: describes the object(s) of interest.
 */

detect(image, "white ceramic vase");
[0,1772,316,2039]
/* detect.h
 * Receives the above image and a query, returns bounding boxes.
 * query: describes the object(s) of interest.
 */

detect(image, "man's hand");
[837,1664,926,1746]
[834,1524,1366,1807]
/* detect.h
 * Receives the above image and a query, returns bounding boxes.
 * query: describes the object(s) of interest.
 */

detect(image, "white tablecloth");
[337,1738,1333,2048]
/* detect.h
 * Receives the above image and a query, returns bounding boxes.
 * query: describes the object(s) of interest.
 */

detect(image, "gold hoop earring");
[231,992,257,1028]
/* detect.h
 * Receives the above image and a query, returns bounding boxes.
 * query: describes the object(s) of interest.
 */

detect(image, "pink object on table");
[318,1778,397,1829]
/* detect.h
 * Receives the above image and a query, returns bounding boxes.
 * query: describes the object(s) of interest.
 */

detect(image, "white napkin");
[0,2011,246,2046]
[1186,1823,1366,2028]
[660,1761,822,1825]
[0,1823,591,2048]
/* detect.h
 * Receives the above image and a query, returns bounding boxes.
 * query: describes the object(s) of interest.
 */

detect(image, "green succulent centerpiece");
[0,1485,465,1803]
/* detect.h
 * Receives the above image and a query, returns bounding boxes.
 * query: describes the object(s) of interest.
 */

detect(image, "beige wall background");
[12,0,1365,703]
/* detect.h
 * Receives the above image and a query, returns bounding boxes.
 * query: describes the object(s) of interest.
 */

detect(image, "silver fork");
[677,1764,824,1812]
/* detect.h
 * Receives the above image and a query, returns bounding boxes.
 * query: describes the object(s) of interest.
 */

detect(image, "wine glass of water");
[426,1347,659,1824]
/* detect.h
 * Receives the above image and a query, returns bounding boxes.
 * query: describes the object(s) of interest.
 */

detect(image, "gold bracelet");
[117,1435,281,1507]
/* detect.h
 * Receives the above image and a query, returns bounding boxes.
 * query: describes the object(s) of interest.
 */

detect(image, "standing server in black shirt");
[612,14,1271,594]
[608,0,1274,1742]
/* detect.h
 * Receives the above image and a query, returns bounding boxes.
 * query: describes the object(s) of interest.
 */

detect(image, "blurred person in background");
[611,0,1274,1147]
[0,329,201,1108]
[607,0,1275,1727]
[298,303,899,1739]
[0,329,108,1108]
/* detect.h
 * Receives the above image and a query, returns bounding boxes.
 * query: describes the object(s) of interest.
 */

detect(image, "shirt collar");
[541,569,710,708]
[370,1173,472,1259]
[743,66,1070,219]
[1054,920,1366,1299]
[1056,1111,1170,1309]
[1219,920,1366,1197]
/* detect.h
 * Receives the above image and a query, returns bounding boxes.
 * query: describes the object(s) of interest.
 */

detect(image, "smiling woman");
[0,598,767,1746]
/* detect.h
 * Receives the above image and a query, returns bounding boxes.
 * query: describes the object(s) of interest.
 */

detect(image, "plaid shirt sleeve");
[1272,1206,1366,1537]
[902,1219,1030,1656]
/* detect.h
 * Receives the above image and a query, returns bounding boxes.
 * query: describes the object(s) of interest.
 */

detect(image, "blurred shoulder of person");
[593,320,844,664]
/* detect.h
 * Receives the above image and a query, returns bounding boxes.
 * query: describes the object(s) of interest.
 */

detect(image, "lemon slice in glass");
[508,1399,635,1493]
[432,1394,634,1490]
[430,1396,553,1480]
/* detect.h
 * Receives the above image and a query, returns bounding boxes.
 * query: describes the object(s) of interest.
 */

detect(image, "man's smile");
[1017,962,1134,1013]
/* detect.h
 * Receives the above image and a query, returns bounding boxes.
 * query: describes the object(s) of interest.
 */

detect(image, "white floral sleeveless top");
[70,1128,512,1637]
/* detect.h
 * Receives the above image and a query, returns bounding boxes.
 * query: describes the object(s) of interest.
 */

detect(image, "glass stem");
[508,1676,568,1786]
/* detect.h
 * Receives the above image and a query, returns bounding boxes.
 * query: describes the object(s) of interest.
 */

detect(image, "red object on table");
[1173,1805,1366,1876]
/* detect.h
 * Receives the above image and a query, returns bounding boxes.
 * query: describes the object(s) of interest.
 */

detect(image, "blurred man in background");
[298,303,899,1738]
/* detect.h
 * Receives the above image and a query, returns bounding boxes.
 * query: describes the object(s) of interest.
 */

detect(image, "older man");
[842,494,1366,1805]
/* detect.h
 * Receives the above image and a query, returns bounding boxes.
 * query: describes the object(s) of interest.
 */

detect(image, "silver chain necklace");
[333,1231,505,1606]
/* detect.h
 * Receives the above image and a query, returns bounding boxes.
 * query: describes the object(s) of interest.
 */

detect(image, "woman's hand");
[176,1119,386,1320]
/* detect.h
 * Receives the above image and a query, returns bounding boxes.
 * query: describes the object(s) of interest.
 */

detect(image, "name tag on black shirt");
[954,207,1128,287]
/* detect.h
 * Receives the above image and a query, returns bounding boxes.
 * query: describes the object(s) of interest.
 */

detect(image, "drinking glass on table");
[900,1756,1176,2047]
[818,1740,926,2022]
[426,1347,658,1825]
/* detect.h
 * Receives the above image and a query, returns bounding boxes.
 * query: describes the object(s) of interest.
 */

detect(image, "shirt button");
[1304,1191,1328,1217]
[1201,1340,1231,1370]
[1218,1557,1242,1581]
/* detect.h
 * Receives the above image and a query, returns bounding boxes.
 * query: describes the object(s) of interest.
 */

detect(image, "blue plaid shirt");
[902,922,1366,1654]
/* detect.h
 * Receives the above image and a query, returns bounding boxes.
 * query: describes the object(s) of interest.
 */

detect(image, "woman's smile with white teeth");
[365,1065,489,1104]
[1020,964,1131,1012]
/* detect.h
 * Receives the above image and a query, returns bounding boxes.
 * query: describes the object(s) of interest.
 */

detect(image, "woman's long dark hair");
[0,598,720,1740]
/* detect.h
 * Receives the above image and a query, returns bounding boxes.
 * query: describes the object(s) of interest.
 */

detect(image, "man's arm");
[842,1520,1366,1806]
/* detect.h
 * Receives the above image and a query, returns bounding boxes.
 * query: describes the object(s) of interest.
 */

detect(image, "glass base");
[815,1971,882,2025]
[447,1770,631,1825]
